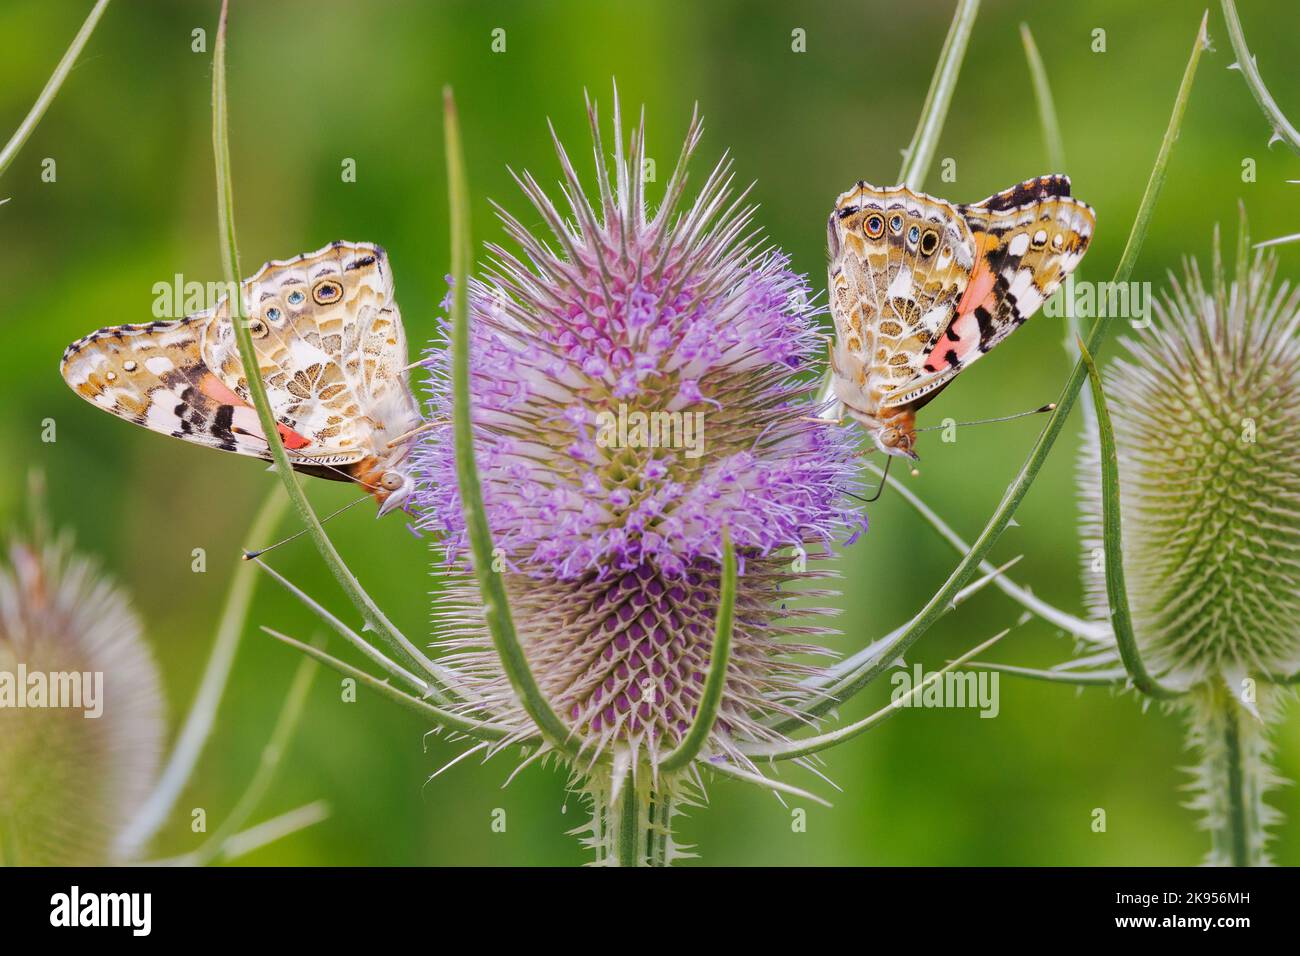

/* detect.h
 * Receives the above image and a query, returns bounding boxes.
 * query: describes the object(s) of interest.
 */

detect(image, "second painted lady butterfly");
[61,241,425,514]
[827,174,1094,458]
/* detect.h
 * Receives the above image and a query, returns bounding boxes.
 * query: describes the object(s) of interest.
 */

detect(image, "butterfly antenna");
[242,493,372,560]
[915,403,1056,432]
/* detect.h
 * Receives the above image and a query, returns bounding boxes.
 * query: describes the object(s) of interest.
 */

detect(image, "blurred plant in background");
[0,478,163,865]
[0,477,324,866]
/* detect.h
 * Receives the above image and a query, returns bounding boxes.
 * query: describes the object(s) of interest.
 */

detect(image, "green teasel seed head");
[1078,218,1300,688]
[0,522,164,865]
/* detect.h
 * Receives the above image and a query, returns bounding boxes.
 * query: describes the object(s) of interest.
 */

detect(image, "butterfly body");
[61,241,424,514]
[827,175,1094,458]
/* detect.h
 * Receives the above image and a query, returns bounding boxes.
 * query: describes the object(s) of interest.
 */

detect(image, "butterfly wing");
[201,241,421,460]
[827,183,977,414]
[58,242,423,474]
[881,175,1095,409]
[60,312,325,461]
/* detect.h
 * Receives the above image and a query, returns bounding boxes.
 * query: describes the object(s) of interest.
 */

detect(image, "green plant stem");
[863,459,1107,641]
[1220,0,1300,154]
[1020,21,1092,365]
[0,0,111,180]
[741,629,1006,760]
[209,0,455,704]
[1221,700,1250,866]
[442,87,575,756]
[1189,683,1273,866]
[1079,338,1185,699]
[616,775,640,866]
[784,10,1209,729]
[963,660,1128,686]
[115,487,287,859]
[659,529,735,773]
[143,801,329,866]
[898,0,981,190]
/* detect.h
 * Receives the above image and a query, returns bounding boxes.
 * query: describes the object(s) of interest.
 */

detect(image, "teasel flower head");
[0,496,165,865]
[1078,220,1300,687]
[1077,217,1300,864]
[410,93,859,807]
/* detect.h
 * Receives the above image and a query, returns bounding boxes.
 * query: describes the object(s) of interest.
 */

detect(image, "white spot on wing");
[885,267,913,300]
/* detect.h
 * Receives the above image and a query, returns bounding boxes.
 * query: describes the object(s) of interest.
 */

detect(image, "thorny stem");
[1079,338,1184,699]
[1220,0,1300,155]
[1188,682,1275,866]
[818,0,979,410]
[443,87,576,757]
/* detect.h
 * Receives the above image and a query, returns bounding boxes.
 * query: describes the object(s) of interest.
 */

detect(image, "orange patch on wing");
[199,372,312,450]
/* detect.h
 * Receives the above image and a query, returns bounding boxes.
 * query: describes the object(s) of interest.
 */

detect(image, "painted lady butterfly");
[60,241,425,514]
[827,174,1094,458]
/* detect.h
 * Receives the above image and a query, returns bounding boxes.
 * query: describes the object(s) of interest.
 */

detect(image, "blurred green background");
[2,0,1298,866]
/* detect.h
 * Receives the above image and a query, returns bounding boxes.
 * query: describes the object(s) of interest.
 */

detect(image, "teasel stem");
[898,0,980,190]
[1187,682,1277,866]
[1220,0,1300,154]
[1078,337,1185,700]
[658,528,736,774]
[117,487,288,858]
[443,86,576,759]
[584,772,677,867]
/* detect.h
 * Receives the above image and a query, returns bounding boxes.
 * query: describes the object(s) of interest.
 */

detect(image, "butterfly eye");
[380,471,405,491]
[864,214,885,239]
[265,307,282,322]
[888,214,904,234]
[907,225,920,245]
[313,280,343,305]
[919,230,939,256]
[287,290,305,305]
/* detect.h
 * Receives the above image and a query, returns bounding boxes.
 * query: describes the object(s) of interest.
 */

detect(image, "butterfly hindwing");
[201,241,415,459]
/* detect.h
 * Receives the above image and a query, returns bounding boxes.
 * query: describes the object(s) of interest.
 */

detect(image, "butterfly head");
[873,423,919,460]
[853,405,919,461]
[375,467,415,517]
